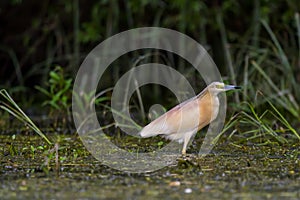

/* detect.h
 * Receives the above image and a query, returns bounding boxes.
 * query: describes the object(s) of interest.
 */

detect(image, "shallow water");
[1,133,299,199]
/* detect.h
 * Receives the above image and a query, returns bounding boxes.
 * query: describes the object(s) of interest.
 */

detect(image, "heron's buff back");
[160,90,215,133]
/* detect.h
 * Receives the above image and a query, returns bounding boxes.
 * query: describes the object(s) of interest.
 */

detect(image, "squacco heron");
[139,82,240,154]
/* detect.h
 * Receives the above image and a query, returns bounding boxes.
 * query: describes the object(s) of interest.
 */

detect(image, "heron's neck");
[203,90,220,122]
[210,93,220,122]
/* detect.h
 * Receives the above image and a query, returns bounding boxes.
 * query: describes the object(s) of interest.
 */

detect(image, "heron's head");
[207,82,241,95]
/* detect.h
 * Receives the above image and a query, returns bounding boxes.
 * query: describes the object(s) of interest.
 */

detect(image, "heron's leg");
[181,129,197,155]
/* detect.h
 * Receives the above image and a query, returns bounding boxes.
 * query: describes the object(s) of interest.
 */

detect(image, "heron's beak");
[224,85,242,91]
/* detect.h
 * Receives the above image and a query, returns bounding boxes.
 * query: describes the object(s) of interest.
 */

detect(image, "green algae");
[0,133,299,199]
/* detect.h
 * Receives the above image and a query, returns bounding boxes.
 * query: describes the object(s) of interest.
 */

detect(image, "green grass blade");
[261,20,291,70]
[0,89,52,144]
[267,100,300,140]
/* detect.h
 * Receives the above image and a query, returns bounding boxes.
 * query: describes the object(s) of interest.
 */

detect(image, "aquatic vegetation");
[217,98,299,146]
[35,66,73,116]
[0,89,51,144]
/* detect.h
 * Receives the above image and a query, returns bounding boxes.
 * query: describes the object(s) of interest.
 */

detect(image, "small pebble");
[184,188,192,194]
[169,181,181,186]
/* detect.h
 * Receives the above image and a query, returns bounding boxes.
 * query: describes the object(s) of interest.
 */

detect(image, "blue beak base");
[224,85,242,90]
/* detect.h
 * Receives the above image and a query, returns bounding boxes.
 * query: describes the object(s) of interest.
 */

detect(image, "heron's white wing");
[139,98,201,138]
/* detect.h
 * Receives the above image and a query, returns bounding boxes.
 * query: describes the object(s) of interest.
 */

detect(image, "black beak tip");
[234,86,242,89]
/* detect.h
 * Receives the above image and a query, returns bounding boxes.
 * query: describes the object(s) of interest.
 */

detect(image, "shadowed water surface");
[1,133,299,199]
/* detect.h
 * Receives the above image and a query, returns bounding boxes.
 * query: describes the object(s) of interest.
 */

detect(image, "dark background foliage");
[0,0,299,118]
